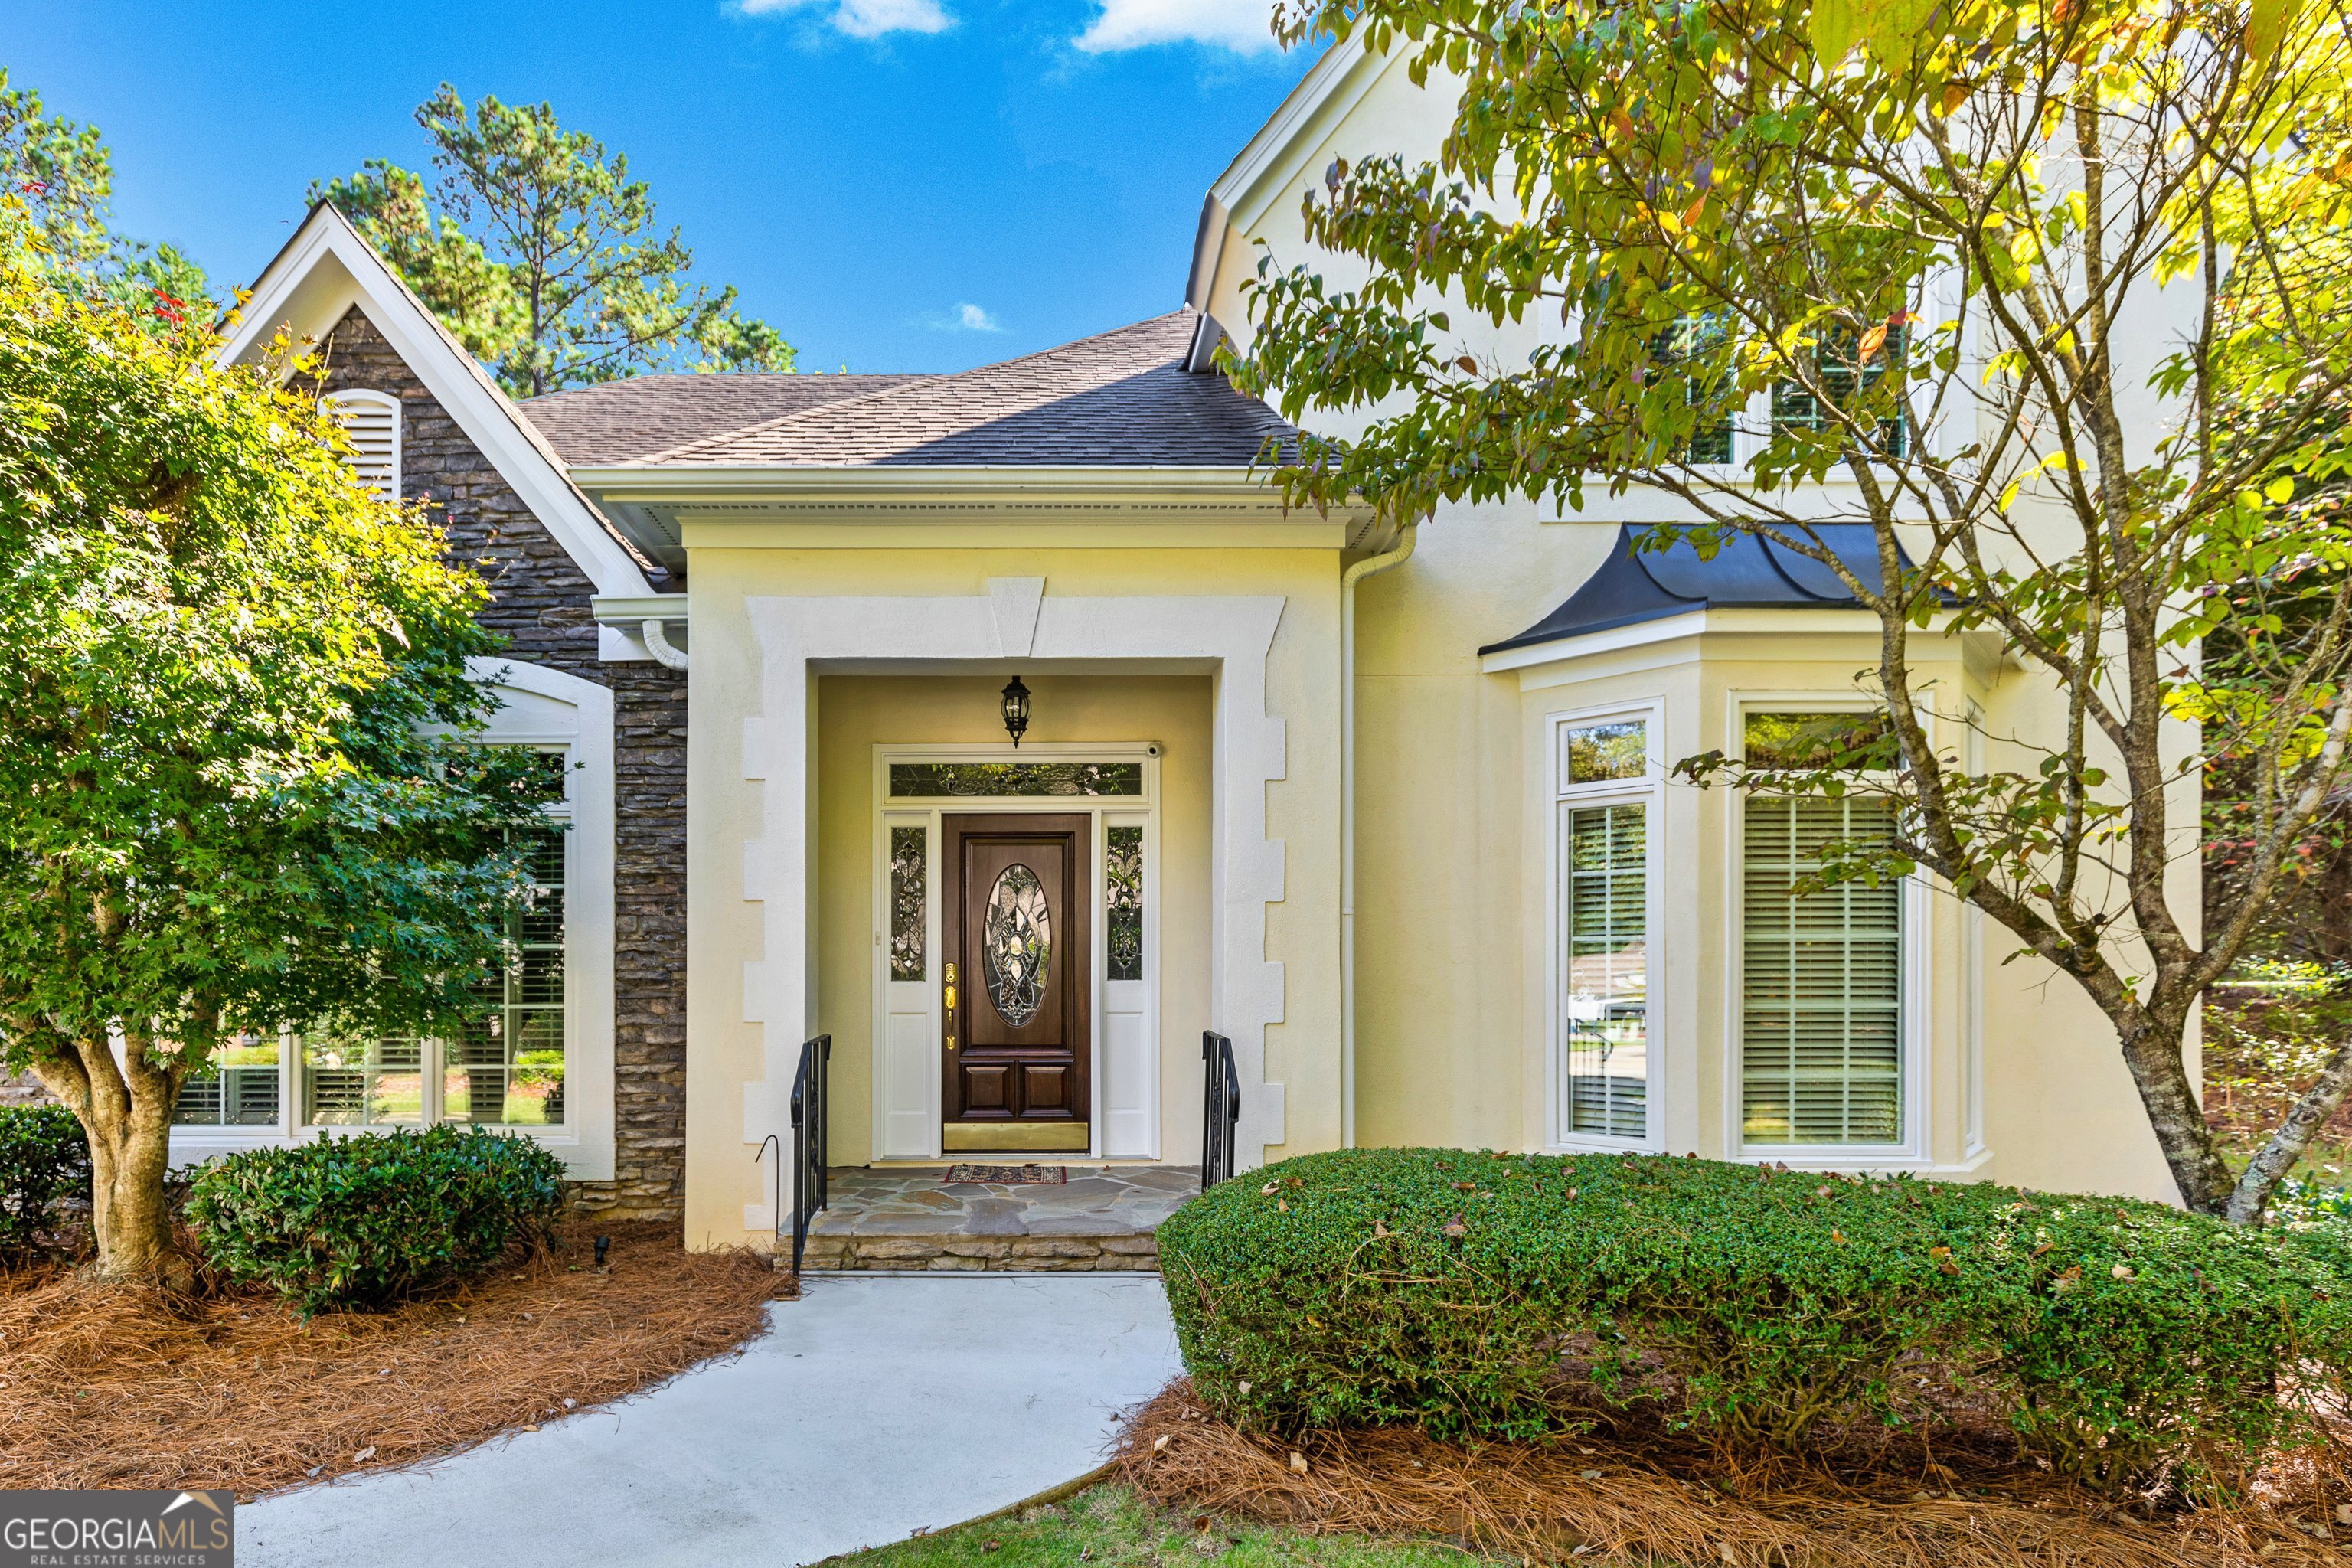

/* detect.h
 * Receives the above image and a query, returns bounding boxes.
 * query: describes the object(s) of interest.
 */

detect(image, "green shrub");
[0,1102,90,1261]
[186,1125,567,1313]
[1156,1148,2349,1487]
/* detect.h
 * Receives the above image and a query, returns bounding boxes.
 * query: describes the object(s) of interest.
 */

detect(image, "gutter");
[592,594,690,672]
[1339,521,1417,1148]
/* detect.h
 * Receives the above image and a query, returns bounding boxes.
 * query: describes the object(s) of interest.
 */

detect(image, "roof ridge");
[641,309,1199,465]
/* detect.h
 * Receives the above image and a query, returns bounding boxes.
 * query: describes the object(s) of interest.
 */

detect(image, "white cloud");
[733,0,952,38]
[1073,0,1280,54]
[920,302,1006,333]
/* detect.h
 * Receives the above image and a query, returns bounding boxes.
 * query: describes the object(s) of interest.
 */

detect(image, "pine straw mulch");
[1115,1380,2352,1568]
[0,1220,789,1501]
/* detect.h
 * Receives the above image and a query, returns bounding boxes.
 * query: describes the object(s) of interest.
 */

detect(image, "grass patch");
[823,1483,1482,1566]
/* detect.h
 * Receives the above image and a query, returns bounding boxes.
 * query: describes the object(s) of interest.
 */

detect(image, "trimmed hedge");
[187,1125,567,1314]
[0,1102,90,1261]
[1157,1148,2352,1487]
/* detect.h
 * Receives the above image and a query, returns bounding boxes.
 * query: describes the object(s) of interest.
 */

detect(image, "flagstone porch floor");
[800,1164,1200,1272]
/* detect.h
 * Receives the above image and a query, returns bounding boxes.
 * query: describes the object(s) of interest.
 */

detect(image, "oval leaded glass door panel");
[982,863,1051,1027]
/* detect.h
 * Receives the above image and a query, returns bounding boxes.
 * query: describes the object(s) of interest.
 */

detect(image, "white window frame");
[319,388,402,498]
[1726,265,1962,478]
[295,750,572,1135]
[1961,699,1988,1158]
[1545,701,1666,1153]
[1722,693,1932,1168]
[168,658,617,1180]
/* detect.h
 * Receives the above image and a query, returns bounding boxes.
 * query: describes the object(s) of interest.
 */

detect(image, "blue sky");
[1,1,1319,371]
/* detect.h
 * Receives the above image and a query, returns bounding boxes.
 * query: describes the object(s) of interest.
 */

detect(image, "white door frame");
[869,743,1162,1162]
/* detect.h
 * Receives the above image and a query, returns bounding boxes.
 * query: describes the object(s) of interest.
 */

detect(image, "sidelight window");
[1550,709,1661,1149]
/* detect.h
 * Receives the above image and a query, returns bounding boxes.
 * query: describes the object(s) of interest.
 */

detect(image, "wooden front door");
[941,814,1091,1151]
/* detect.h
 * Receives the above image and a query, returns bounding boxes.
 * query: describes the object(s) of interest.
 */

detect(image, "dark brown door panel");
[942,813,1091,1149]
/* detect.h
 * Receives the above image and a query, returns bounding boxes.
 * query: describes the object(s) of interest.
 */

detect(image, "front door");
[942,813,1091,1151]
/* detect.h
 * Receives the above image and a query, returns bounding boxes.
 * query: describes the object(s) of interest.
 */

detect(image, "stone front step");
[797,1231,1160,1272]
[780,1164,1194,1274]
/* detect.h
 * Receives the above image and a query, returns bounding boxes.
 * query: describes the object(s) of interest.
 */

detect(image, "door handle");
[944,963,958,1053]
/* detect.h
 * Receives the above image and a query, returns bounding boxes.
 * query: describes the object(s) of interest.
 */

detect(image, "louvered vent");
[322,390,401,498]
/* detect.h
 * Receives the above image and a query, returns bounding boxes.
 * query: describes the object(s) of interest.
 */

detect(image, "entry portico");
[732,584,1290,1214]
[566,311,1372,1247]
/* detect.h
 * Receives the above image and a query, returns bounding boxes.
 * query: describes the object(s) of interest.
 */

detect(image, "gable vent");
[321,390,402,498]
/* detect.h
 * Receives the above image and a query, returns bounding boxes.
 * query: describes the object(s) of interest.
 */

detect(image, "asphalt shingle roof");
[544,310,1294,469]
[521,373,930,465]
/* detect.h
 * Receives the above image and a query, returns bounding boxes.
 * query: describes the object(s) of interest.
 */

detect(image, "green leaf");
[2246,0,2295,67]
[1811,0,1864,67]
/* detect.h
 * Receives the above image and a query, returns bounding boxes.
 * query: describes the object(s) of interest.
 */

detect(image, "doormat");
[942,1164,1068,1185]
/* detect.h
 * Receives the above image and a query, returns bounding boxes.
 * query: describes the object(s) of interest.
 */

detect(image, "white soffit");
[218,204,656,601]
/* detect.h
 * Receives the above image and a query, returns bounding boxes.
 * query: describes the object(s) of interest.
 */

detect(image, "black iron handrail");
[1200,1030,1240,1190]
[788,1033,831,1272]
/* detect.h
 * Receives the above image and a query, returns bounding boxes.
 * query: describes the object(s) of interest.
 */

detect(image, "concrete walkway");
[238,1273,1181,1568]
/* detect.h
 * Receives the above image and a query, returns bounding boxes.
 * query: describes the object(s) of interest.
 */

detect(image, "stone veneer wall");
[307,308,686,1219]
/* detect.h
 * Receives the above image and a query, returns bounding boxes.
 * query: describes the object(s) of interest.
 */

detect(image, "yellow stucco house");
[188,37,2187,1258]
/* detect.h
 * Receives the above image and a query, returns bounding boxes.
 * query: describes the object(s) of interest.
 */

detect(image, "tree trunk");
[2115,1014,2238,1217]
[31,1036,193,1292]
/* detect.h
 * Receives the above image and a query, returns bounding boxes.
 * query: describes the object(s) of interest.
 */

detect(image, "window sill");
[1544,1135,1661,1156]
[170,1125,584,1153]
[1733,1146,1992,1180]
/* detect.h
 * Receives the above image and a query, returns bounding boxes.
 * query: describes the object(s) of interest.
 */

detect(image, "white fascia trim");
[1481,608,1870,674]
[733,583,1289,1229]
[573,464,1315,509]
[220,206,655,602]
[1210,33,1392,234]
[1481,607,1983,678]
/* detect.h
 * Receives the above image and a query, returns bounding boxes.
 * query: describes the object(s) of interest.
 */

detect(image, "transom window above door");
[887,761,1141,799]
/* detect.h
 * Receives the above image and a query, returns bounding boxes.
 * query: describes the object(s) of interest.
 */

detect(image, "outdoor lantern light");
[1000,675,1032,748]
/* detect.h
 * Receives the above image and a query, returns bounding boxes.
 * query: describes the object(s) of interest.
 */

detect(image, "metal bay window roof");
[1481,523,1919,656]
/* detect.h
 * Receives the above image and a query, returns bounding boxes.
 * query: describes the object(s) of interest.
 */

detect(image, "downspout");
[1340,520,1418,1148]
[641,619,689,672]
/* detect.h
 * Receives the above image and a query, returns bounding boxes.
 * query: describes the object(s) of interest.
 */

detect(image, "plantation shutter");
[1740,796,1903,1145]
[1563,802,1648,1140]
[322,390,400,498]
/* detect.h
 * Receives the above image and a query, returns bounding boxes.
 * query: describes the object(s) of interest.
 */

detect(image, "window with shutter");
[1740,794,1903,1145]
[320,389,401,498]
